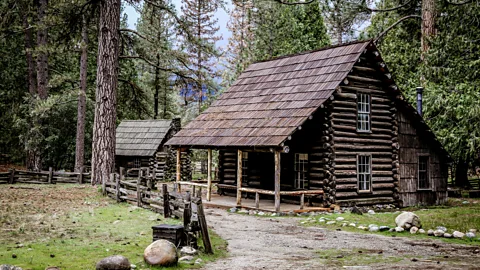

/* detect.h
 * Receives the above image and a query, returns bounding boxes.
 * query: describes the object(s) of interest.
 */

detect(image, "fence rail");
[0,168,90,184]
[104,168,213,253]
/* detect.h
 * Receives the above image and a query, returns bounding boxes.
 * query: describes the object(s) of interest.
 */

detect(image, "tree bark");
[75,15,88,173]
[91,0,121,185]
[455,157,470,188]
[154,53,160,119]
[421,0,437,58]
[36,0,48,100]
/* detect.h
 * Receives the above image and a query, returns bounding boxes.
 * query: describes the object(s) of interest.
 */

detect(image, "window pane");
[358,155,371,191]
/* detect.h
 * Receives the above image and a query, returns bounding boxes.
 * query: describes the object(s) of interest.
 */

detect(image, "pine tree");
[91,0,121,185]
[224,0,255,85]
[252,0,330,61]
[181,0,222,115]
[135,0,180,119]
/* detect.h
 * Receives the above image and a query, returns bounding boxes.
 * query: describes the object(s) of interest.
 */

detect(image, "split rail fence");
[104,167,213,253]
[0,168,90,184]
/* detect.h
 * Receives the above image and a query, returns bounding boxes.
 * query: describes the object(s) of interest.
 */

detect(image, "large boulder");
[96,255,131,270]
[395,212,421,229]
[144,240,178,266]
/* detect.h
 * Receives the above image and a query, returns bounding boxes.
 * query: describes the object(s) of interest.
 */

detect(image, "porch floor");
[203,193,326,213]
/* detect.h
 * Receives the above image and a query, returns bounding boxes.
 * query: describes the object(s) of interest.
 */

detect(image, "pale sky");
[123,1,232,49]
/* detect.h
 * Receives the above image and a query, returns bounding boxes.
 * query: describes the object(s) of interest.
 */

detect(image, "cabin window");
[294,153,308,189]
[357,155,371,191]
[242,152,248,181]
[133,157,141,168]
[418,156,430,189]
[357,93,371,132]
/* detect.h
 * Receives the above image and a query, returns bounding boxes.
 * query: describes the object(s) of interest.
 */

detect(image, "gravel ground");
[202,208,480,270]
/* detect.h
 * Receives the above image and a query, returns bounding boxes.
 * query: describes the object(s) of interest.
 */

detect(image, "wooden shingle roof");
[116,120,173,156]
[167,41,371,147]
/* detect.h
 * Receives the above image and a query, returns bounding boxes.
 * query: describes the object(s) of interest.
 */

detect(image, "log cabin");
[115,119,191,181]
[165,40,450,210]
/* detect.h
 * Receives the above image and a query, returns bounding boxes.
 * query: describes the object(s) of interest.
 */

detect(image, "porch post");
[207,148,212,201]
[236,149,242,207]
[176,148,181,192]
[274,150,281,212]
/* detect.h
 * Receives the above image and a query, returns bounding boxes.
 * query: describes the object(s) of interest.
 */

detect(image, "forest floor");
[201,206,480,270]
[0,184,227,270]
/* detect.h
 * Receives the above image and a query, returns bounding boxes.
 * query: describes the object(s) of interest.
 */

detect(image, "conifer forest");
[0,0,479,187]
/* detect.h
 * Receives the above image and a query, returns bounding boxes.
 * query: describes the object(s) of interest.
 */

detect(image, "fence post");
[117,168,123,203]
[48,167,53,184]
[162,184,170,218]
[195,197,213,254]
[9,169,15,184]
[77,167,84,184]
[146,167,152,190]
[184,191,191,229]
[137,170,142,207]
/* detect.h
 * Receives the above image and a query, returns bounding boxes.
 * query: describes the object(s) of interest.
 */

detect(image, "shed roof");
[167,41,371,147]
[116,120,173,156]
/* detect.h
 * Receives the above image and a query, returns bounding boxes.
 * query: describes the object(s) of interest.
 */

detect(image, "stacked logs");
[331,53,397,206]
[164,147,192,182]
[314,104,336,206]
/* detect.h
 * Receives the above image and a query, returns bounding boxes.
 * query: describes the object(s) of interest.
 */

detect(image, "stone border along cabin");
[166,40,450,210]
[115,119,191,182]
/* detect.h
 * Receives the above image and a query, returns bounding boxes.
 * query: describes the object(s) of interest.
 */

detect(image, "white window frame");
[418,155,430,190]
[357,155,372,192]
[294,153,308,189]
[357,93,371,132]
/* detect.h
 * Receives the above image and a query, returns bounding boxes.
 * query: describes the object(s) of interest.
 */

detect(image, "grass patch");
[302,198,480,245]
[0,184,227,269]
[316,248,405,267]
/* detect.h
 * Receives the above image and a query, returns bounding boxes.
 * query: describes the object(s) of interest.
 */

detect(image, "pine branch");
[374,15,422,43]
[120,55,196,81]
[143,0,193,41]
[445,0,474,5]
[363,0,414,12]
[119,28,153,43]
[271,0,315,5]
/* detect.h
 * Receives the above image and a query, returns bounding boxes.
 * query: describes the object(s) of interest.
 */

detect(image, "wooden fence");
[104,167,213,253]
[0,168,90,184]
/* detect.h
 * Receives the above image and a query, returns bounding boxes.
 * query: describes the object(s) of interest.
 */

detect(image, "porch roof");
[116,119,173,156]
[166,41,371,147]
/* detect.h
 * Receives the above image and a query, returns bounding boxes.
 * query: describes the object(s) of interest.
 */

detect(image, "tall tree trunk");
[21,2,39,171]
[154,53,160,119]
[421,0,436,59]
[455,156,470,188]
[75,15,88,173]
[91,0,121,185]
[36,0,48,100]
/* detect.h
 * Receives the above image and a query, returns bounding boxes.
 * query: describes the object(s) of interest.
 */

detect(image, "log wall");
[331,57,397,206]
[397,109,448,206]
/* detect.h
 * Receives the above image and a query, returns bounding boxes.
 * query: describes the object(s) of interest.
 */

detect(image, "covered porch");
[173,147,324,212]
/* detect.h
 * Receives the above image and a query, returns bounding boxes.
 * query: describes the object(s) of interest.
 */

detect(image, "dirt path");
[202,208,480,269]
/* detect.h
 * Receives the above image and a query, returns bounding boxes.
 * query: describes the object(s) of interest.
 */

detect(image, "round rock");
[410,226,419,234]
[96,255,131,270]
[144,240,178,266]
[427,229,435,236]
[395,212,421,229]
[466,232,476,238]
[394,227,405,233]
[434,230,444,237]
[453,231,465,238]
[180,246,198,256]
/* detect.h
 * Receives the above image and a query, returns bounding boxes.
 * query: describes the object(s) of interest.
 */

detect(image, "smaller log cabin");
[115,119,191,181]
[166,40,450,210]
